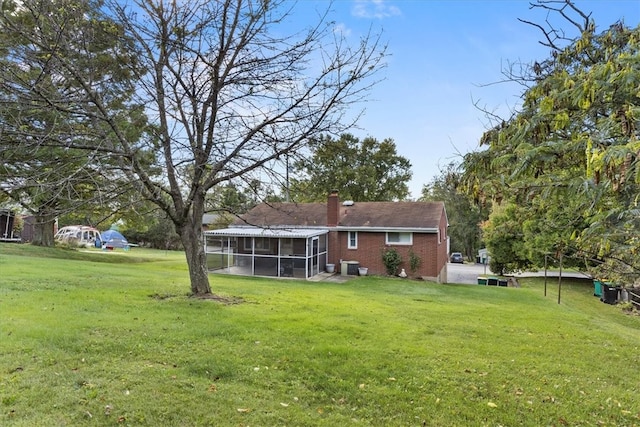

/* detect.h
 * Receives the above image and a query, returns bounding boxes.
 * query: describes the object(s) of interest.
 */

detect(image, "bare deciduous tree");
[1,0,386,295]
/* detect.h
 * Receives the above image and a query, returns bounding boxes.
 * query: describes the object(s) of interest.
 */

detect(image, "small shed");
[478,248,490,265]
[0,210,20,242]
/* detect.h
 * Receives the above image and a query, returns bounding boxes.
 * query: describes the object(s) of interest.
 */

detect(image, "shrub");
[55,240,79,250]
[382,247,402,276]
[409,249,421,273]
[619,302,634,313]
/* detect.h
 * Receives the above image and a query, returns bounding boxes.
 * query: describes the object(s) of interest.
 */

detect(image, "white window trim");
[348,231,358,249]
[385,232,413,245]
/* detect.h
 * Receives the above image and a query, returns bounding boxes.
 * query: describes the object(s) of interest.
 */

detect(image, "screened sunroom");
[203,227,328,279]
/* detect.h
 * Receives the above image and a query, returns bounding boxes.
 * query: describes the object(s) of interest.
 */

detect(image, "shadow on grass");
[0,242,178,264]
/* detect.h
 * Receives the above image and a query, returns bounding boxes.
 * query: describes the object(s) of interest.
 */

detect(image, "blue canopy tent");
[100,229,129,250]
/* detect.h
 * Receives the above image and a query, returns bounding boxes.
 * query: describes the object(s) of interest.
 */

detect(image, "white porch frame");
[203,227,329,279]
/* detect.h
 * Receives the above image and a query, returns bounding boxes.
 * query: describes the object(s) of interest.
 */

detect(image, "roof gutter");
[334,226,440,233]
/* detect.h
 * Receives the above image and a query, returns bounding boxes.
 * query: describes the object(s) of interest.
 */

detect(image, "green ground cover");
[1,243,639,426]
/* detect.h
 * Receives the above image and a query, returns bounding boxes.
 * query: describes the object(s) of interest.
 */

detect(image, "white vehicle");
[55,225,102,248]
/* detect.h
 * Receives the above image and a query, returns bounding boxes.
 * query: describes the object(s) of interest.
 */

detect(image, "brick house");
[203,191,449,282]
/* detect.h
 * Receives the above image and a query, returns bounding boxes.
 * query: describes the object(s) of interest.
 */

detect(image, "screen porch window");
[243,237,272,251]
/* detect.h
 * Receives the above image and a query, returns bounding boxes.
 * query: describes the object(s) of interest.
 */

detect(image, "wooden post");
[557,252,563,305]
[544,255,548,297]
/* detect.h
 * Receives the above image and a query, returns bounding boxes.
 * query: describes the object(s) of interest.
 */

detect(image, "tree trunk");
[31,211,56,247]
[179,198,212,296]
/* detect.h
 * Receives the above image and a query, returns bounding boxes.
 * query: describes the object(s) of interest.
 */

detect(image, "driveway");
[446,262,591,285]
[447,262,491,284]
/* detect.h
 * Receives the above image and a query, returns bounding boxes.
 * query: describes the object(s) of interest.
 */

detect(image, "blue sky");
[288,0,640,198]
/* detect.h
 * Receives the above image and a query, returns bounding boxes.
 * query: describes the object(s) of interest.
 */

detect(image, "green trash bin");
[593,279,602,297]
[477,277,487,285]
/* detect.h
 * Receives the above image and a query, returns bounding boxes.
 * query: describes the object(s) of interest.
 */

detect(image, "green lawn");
[1,243,639,426]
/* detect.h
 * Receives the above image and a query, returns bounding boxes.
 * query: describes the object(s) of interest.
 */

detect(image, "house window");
[386,232,412,245]
[348,231,358,249]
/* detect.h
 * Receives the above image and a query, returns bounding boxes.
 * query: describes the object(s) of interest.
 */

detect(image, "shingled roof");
[233,202,327,228]
[234,200,446,231]
[335,201,445,230]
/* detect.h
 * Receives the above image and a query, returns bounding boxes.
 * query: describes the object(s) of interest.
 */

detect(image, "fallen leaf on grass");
[358,383,365,389]
[487,402,498,408]
[237,408,251,413]
[280,402,289,407]
[208,384,217,392]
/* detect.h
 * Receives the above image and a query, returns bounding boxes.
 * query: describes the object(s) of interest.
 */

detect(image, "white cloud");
[352,0,401,19]
[333,22,352,37]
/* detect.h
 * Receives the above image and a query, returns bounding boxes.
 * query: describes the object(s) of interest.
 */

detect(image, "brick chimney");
[327,190,339,227]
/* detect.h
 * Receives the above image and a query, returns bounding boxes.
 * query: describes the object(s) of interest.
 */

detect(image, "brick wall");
[328,230,446,279]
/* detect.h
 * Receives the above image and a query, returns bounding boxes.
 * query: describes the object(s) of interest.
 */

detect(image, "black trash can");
[602,285,619,305]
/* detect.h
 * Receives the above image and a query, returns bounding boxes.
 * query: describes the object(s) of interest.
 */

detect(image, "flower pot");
[326,264,335,273]
[358,267,368,276]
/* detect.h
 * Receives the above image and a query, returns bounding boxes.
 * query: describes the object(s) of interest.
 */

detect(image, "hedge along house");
[204,191,449,282]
